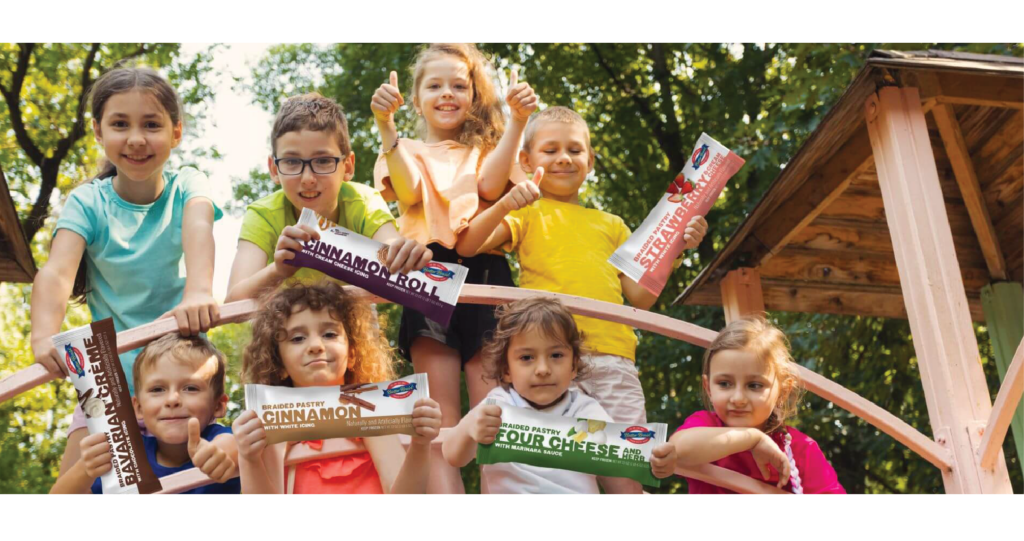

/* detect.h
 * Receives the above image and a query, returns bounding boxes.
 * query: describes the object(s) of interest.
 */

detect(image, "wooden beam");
[866,86,1012,493]
[931,103,1008,280]
[909,70,1024,110]
[978,339,1024,469]
[753,129,876,266]
[980,283,1024,476]
[676,464,791,494]
[0,164,36,282]
[720,268,765,323]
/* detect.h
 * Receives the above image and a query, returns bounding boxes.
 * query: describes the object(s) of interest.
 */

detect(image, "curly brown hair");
[409,43,504,152]
[242,282,397,387]
[701,315,804,433]
[481,297,590,386]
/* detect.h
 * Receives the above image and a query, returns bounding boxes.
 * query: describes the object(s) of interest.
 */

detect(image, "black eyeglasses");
[273,156,343,176]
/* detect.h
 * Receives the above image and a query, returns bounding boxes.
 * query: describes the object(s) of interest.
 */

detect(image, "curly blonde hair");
[481,297,590,386]
[242,282,397,387]
[410,43,504,152]
[701,316,804,433]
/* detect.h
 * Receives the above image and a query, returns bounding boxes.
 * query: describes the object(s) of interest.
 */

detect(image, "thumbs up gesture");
[188,417,237,483]
[506,68,538,123]
[371,70,404,125]
[500,167,543,212]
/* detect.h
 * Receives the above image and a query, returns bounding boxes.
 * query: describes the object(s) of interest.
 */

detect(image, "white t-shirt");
[481,386,613,494]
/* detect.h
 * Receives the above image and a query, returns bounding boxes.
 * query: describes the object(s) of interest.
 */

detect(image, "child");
[455,106,708,492]
[225,92,432,302]
[231,282,443,494]
[669,316,845,494]
[370,43,538,492]
[442,297,677,493]
[29,67,222,480]
[50,333,240,494]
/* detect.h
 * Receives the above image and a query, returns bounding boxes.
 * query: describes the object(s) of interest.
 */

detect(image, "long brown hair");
[70,66,184,303]
[409,43,504,152]
[242,282,397,387]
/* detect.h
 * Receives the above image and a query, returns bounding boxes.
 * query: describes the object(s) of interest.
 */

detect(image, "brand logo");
[422,262,455,282]
[620,426,656,444]
[64,345,86,378]
[383,381,417,399]
[691,143,710,171]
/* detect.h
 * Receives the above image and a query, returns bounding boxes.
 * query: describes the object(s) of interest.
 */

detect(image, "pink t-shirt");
[675,411,846,494]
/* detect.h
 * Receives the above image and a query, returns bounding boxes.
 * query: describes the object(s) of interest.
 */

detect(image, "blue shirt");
[91,423,240,494]
[55,168,223,394]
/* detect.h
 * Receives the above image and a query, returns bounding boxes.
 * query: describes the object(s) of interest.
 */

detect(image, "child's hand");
[232,410,268,462]
[469,403,503,444]
[371,71,404,126]
[751,432,791,489]
[410,398,443,446]
[682,215,708,250]
[188,418,237,483]
[649,442,677,479]
[501,167,543,212]
[384,236,433,275]
[273,224,320,279]
[160,291,220,336]
[80,432,113,478]
[506,69,538,123]
[32,338,65,377]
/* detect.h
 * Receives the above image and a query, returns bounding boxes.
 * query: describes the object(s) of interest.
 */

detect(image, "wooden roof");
[674,50,1023,322]
[0,163,37,283]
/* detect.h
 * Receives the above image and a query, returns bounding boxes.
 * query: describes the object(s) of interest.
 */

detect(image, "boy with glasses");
[227,93,432,301]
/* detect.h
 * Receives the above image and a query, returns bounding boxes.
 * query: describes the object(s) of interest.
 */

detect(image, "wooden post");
[720,267,765,323]
[981,282,1024,476]
[865,86,1013,493]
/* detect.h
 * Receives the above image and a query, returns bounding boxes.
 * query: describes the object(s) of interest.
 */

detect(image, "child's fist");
[32,338,66,377]
[232,410,269,462]
[80,432,113,478]
[273,224,320,279]
[650,442,677,479]
[501,168,543,212]
[187,418,237,483]
[469,404,503,444]
[410,398,443,445]
[751,432,791,489]
[384,236,433,275]
[682,215,708,250]
[506,69,538,123]
[371,70,404,124]
[159,291,221,336]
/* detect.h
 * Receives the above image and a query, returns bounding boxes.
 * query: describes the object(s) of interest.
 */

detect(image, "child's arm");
[367,398,443,494]
[371,222,435,275]
[478,70,538,201]
[49,432,111,494]
[187,419,239,483]
[159,198,219,336]
[619,215,708,310]
[441,402,503,467]
[224,224,320,303]
[371,71,421,206]
[455,169,543,258]
[232,410,284,494]
[670,426,791,488]
[30,229,86,375]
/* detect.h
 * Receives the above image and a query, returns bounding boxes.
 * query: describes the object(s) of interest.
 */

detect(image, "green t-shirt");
[239,181,396,284]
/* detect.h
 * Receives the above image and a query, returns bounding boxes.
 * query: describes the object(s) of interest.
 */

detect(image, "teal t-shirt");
[54,168,223,394]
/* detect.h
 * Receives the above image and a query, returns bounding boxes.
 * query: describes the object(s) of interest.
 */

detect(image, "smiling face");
[414,55,474,143]
[704,348,781,430]
[270,129,354,224]
[133,353,226,446]
[520,121,594,201]
[278,307,350,388]
[93,90,182,186]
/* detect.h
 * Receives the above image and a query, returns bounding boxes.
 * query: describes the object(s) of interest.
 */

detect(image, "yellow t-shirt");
[503,199,638,361]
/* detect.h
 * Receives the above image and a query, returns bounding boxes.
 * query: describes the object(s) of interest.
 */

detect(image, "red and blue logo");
[64,345,86,378]
[383,381,417,399]
[691,144,710,171]
[620,426,656,444]
[422,262,455,282]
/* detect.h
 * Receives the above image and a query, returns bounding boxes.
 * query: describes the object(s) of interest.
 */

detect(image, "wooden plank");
[676,464,791,494]
[0,164,36,282]
[866,86,1012,492]
[931,103,1008,280]
[756,129,875,266]
[979,285,1024,474]
[978,339,1023,470]
[910,68,1024,110]
[719,268,765,323]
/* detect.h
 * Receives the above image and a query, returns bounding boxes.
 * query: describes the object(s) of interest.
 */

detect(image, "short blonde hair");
[133,333,227,400]
[521,106,593,156]
[701,316,803,433]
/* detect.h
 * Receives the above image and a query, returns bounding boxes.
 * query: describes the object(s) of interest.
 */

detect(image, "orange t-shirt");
[374,138,524,249]
[287,439,384,494]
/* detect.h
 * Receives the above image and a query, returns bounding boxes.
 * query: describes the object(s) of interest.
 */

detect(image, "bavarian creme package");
[609,133,745,296]
[51,319,162,494]
[475,399,669,487]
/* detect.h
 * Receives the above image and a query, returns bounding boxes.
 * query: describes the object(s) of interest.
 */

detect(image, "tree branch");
[52,43,100,163]
[0,43,44,166]
[649,44,686,174]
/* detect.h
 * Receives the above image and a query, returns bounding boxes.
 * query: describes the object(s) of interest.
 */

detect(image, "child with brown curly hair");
[231,282,442,493]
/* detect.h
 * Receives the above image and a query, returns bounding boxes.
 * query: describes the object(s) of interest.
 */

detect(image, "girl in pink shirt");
[670,316,845,494]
